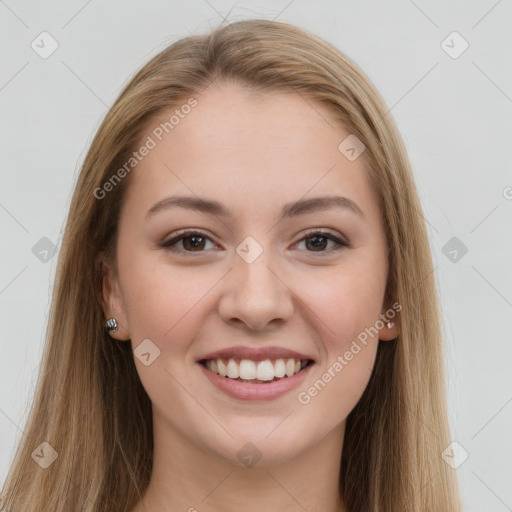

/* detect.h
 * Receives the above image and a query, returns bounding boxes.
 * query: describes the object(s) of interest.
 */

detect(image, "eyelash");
[160,229,349,257]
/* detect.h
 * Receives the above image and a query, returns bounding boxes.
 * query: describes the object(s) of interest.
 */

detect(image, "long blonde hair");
[1,19,461,511]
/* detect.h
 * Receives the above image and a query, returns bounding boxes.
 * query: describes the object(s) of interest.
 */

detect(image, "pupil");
[184,236,205,251]
[182,235,327,252]
[307,235,326,251]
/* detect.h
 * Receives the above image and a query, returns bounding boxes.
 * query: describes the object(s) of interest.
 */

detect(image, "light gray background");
[1,1,511,510]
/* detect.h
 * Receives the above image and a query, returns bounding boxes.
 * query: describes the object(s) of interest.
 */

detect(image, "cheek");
[120,244,387,351]
[297,261,386,345]
[297,345,377,427]
[118,249,215,346]
[295,264,383,416]
[118,255,215,406]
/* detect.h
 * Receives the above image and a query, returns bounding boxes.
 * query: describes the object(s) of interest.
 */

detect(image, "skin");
[101,82,400,512]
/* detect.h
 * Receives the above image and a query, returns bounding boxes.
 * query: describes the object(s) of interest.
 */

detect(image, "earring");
[386,321,394,329]
[105,318,118,332]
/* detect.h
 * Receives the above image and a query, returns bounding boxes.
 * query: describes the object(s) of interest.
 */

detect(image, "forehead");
[122,83,380,224]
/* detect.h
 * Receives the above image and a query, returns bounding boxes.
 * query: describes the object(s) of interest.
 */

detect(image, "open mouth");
[199,357,315,384]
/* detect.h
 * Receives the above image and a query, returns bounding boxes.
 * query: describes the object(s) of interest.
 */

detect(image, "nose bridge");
[235,234,281,301]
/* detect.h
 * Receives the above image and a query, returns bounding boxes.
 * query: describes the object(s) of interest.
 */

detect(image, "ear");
[378,301,401,341]
[98,252,131,341]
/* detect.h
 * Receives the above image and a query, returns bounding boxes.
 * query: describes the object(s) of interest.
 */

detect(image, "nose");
[217,247,294,332]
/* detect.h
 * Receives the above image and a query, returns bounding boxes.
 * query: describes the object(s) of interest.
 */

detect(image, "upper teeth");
[205,358,307,381]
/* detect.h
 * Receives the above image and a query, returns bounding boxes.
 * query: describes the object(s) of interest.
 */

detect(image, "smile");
[200,357,313,382]
[198,357,315,401]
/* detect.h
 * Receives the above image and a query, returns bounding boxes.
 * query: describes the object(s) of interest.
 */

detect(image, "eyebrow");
[145,195,366,221]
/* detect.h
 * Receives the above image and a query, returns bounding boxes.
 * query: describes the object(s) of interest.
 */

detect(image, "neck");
[131,412,347,512]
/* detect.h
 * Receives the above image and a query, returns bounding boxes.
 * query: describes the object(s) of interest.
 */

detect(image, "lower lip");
[198,362,314,401]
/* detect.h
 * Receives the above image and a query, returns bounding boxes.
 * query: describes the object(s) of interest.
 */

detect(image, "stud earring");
[386,321,394,329]
[105,318,118,332]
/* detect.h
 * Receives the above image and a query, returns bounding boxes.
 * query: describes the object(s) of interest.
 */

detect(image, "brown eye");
[305,234,329,251]
[160,229,348,257]
[181,235,207,251]
[161,231,216,253]
[296,231,348,255]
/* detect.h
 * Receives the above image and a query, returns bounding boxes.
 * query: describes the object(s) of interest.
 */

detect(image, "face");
[102,82,399,467]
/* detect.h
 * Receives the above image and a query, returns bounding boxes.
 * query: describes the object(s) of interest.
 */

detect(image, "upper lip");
[197,345,315,362]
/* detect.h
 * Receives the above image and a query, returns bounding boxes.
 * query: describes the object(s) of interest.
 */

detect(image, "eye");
[160,229,349,256]
[294,230,349,256]
[160,230,218,254]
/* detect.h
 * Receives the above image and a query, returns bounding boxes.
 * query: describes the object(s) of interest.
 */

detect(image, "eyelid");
[161,228,215,245]
[291,229,349,257]
[160,228,349,254]
[161,229,220,253]
[297,228,349,246]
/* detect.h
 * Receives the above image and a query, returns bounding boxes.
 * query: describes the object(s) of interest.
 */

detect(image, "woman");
[0,19,462,512]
